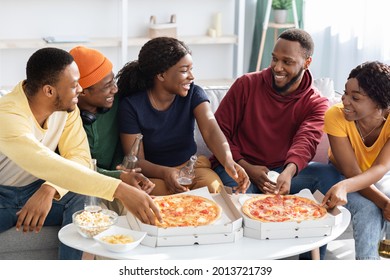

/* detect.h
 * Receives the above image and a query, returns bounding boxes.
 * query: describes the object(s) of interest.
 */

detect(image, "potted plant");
[272,0,292,24]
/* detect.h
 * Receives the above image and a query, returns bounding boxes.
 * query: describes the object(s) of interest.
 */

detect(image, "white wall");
[0,0,122,88]
[0,0,256,89]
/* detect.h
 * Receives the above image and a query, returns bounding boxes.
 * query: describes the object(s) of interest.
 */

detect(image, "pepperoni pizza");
[242,194,327,223]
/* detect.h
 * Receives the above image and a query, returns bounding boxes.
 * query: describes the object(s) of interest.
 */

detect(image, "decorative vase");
[273,9,288,24]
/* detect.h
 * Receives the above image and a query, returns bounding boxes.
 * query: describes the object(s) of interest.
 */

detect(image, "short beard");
[54,93,74,113]
[272,67,305,94]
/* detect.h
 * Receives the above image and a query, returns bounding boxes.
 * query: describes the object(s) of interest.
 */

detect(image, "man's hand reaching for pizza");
[114,182,162,225]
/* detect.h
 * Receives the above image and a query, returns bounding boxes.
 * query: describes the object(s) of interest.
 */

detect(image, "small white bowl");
[93,226,146,253]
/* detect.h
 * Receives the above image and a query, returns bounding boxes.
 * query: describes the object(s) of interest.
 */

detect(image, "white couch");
[0,227,60,259]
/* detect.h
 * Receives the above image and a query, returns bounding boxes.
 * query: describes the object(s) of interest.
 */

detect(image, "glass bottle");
[84,158,101,212]
[378,221,390,259]
[177,155,197,186]
[122,134,143,169]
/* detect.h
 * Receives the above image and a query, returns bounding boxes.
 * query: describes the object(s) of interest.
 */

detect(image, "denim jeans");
[214,161,343,260]
[346,173,390,260]
[214,161,342,197]
[0,180,86,260]
[214,162,341,194]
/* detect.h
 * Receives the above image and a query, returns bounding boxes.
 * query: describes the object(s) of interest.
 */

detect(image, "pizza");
[242,194,327,223]
[153,194,222,228]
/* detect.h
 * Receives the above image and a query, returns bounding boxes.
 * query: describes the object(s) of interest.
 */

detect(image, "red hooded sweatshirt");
[211,67,329,173]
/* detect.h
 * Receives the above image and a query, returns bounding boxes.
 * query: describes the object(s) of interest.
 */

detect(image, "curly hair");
[278,28,314,58]
[116,37,191,97]
[25,47,74,96]
[348,61,390,109]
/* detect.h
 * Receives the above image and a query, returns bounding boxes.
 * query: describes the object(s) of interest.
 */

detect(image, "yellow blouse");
[324,103,390,172]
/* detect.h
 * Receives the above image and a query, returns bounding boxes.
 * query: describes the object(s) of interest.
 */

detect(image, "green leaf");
[272,0,292,10]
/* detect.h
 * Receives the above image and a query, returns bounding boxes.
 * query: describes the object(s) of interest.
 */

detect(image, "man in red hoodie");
[212,28,338,196]
[212,28,339,260]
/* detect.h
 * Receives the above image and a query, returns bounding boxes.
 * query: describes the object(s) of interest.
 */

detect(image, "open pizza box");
[126,186,243,247]
[231,188,342,240]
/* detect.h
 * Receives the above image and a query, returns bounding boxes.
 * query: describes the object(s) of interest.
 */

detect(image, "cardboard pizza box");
[231,189,342,240]
[243,225,332,240]
[127,212,243,247]
[140,227,244,247]
[126,187,243,247]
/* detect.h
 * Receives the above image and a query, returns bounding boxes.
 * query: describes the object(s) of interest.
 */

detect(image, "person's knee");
[347,194,381,217]
[195,155,212,168]
[351,203,381,226]
[303,162,343,194]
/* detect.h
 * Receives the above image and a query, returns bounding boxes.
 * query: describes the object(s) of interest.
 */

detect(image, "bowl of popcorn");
[72,209,118,238]
[93,226,146,253]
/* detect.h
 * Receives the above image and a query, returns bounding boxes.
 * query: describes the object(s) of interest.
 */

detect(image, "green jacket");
[83,98,123,179]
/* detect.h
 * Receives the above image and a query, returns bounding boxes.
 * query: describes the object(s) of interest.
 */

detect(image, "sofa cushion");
[0,226,60,259]
[195,86,230,158]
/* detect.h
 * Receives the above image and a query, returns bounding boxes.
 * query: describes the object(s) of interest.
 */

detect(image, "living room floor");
[325,239,355,260]
[324,223,355,260]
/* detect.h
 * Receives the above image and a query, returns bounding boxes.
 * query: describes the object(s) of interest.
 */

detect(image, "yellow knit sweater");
[0,81,120,201]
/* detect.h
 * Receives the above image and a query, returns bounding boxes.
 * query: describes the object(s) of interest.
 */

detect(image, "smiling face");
[79,71,118,113]
[341,78,379,122]
[52,61,82,113]
[160,54,194,97]
[270,38,311,95]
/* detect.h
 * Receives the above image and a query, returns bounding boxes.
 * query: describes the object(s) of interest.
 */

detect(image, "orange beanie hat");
[69,46,113,89]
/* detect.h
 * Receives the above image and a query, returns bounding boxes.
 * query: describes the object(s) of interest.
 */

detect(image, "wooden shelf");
[268,22,296,29]
[0,35,237,50]
[0,38,121,50]
[127,35,237,46]
[178,35,238,45]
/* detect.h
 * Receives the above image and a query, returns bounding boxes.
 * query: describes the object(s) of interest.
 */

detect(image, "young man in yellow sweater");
[0,47,161,259]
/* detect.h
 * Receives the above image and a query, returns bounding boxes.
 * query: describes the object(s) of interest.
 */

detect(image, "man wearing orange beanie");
[70,46,155,214]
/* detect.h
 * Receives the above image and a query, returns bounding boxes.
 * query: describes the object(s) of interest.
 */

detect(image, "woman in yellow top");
[322,61,390,259]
